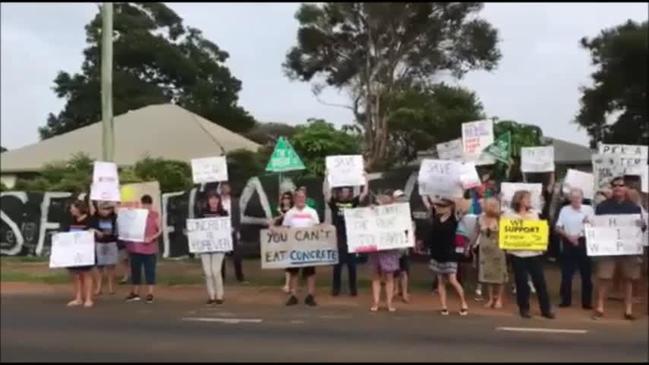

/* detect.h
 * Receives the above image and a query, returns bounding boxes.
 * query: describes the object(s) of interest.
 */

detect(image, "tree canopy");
[39,2,256,139]
[284,2,500,170]
[575,20,648,147]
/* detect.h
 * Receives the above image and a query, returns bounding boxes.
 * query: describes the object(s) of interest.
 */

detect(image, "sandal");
[440,309,449,316]
[591,310,604,320]
[66,299,83,307]
[460,307,469,316]
[370,305,379,312]
[388,307,397,313]
[83,301,94,308]
[624,313,635,321]
[493,301,503,309]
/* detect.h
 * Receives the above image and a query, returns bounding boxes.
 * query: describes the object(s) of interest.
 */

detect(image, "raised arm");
[358,172,369,203]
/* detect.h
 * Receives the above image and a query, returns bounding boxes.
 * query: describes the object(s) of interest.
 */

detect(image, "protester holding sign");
[326,173,369,298]
[506,191,554,319]
[555,188,594,310]
[124,195,161,304]
[282,189,321,307]
[592,177,646,321]
[195,191,229,305]
[219,182,245,284]
[274,191,295,294]
[62,200,94,308]
[90,202,118,296]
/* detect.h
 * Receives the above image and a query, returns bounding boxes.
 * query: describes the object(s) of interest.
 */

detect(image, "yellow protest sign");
[498,218,549,251]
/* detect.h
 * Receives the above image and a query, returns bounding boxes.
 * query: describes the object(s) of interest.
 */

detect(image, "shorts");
[368,251,400,274]
[285,266,316,278]
[596,256,642,280]
[67,266,94,273]
[429,259,458,275]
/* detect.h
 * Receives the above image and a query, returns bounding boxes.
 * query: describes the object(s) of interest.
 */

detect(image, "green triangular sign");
[265,137,306,172]
[484,132,511,164]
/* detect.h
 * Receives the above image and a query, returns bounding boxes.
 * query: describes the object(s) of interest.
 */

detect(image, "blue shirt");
[595,199,641,216]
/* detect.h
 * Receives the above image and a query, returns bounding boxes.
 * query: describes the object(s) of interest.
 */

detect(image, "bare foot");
[494,301,503,309]
[83,301,94,308]
[402,294,410,303]
[67,299,83,307]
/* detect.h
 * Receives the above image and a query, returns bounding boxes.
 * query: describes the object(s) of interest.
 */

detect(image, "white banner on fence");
[90,161,121,202]
[417,159,464,198]
[521,146,555,173]
[436,139,464,161]
[260,225,338,269]
[191,156,228,184]
[117,208,148,242]
[598,144,648,160]
[500,183,544,212]
[462,120,495,166]
[585,214,643,256]
[49,231,95,268]
[325,155,365,188]
[344,202,415,253]
[186,217,233,253]
[96,242,118,266]
[563,169,594,199]
[592,154,648,193]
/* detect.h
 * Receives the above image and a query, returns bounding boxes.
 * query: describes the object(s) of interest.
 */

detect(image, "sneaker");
[624,313,635,321]
[304,295,317,307]
[125,293,141,302]
[285,295,298,306]
[145,294,154,304]
[440,309,449,316]
[459,308,469,316]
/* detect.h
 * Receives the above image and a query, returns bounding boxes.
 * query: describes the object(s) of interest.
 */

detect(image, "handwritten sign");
[418,159,464,198]
[344,202,415,253]
[585,214,643,256]
[500,183,544,212]
[325,155,365,188]
[186,217,233,253]
[117,208,148,242]
[49,231,95,268]
[499,219,549,251]
[191,156,228,184]
[563,169,594,200]
[598,144,648,160]
[462,120,495,166]
[90,161,120,202]
[458,162,481,189]
[436,139,464,161]
[521,146,555,173]
[96,242,118,266]
[260,225,338,269]
[592,154,648,193]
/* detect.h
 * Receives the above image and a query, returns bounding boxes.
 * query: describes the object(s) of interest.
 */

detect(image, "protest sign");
[90,161,121,202]
[484,132,511,164]
[521,146,555,173]
[344,202,415,253]
[592,154,648,193]
[500,183,544,212]
[436,139,464,161]
[49,231,95,268]
[458,162,481,189]
[191,156,228,184]
[563,169,594,199]
[186,217,233,253]
[462,120,495,166]
[95,242,118,266]
[417,159,464,198]
[585,214,643,256]
[498,219,549,251]
[598,144,648,160]
[260,225,338,269]
[265,137,305,172]
[117,208,148,242]
[325,155,365,188]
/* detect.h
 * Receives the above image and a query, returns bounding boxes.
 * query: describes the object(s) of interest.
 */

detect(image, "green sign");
[484,132,511,164]
[265,137,306,172]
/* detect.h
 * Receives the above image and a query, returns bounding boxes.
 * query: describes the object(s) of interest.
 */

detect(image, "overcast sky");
[1,2,647,150]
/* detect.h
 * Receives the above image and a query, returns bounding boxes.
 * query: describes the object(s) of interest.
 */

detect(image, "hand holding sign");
[326,155,365,188]
[191,156,228,184]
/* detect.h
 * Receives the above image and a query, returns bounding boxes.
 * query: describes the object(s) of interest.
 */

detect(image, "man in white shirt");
[555,188,594,309]
[282,189,320,306]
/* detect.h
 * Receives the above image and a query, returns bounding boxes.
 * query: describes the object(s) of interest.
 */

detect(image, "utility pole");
[101,2,114,161]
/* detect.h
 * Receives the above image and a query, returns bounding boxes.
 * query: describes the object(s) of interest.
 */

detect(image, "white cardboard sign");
[521,146,555,173]
[49,231,95,268]
[436,139,464,161]
[563,169,594,200]
[344,202,415,253]
[90,161,121,202]
[592,154,648,193]
[117,208,148,242]
[462,120,495,166]
[500,183,544,213]
[260,225,338,269]
[191,156,228,184]
[95,242,118,266]
[598,144,648,160]
[325,155,365,188]
[458,162,481,189]
[585,214,643,256]
[417,159,464,198]
[186,217,233,253]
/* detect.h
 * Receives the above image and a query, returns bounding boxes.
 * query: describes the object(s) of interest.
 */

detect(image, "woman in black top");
[274,191,294,293]
[197,191,229,305]
[63,200,94,308]
[90,202,118,296]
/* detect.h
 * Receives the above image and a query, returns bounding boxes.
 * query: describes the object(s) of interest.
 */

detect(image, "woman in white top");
[507,190,555,319]
[555,188,594,309]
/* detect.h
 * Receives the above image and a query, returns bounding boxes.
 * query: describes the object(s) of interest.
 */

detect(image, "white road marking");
[182,317,263,324]
[496,327,587,334]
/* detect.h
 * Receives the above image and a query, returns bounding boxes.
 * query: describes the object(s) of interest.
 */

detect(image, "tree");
[39,2,256,139]
[284,2,500,170]
[387,83,485,166]
[290,119,361,176]
[244,122,297,145]
[575,20,648,147]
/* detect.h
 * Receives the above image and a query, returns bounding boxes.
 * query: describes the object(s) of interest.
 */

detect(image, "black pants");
[332,243,357,295]
[511,255,552,315]
[221,233,244,282]
[559,238,592,307]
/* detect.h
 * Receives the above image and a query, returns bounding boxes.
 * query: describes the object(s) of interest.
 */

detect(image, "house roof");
[1,104,260,173]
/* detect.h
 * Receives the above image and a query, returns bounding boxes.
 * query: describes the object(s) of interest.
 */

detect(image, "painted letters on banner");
[95,242,118,266]
[598,144,648,160]
[90,161,121,202]
[117,208,148,242]
[592,154,648,193]
[325,155,365,188]
[585,214,643,256]
[191,156,228,184]
[186,217,233,253]
[500,183,544,212]
[562,169,594,199]
[498,219,549,251]
[462,120,495,166]
[344,202,415,253]
[436,139,464,161]
[418,159,464,198]
[520,146,555,173]
[49,231,95,268]
[260,225,338,269]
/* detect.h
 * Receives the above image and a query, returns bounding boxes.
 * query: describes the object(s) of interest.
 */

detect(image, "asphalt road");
[1,293,647,362]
